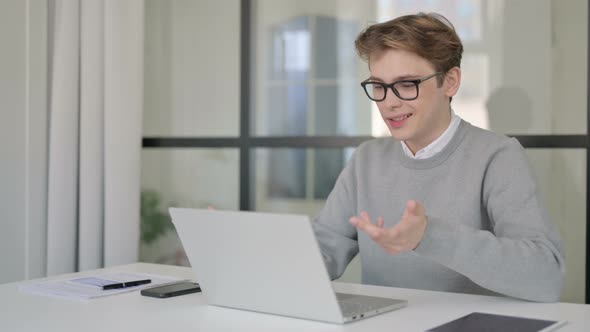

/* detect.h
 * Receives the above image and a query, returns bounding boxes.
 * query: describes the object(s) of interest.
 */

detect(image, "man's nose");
[381,87,403,108]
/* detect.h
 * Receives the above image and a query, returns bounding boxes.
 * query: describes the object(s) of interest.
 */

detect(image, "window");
[142,0,590,303]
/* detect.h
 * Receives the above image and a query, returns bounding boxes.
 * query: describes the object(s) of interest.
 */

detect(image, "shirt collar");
[401,109,461,160]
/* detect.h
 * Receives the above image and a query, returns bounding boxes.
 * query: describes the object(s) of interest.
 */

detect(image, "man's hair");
[355,13,463,85]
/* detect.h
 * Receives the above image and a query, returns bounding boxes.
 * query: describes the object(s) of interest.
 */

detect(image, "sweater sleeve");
[311,150,360,280]
[414,138,565,302]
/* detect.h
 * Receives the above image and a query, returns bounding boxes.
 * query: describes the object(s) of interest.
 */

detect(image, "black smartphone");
[140,281,201,298]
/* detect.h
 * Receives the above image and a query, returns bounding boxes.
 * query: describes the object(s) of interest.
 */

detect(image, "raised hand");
[349,200,428,255]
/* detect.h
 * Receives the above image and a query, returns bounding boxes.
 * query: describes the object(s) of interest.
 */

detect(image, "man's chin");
[389,129,411,142]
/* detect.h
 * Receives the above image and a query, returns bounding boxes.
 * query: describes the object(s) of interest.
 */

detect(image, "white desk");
[1,263,588,331]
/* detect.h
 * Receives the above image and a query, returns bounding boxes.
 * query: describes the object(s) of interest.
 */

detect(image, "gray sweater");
[312,120,565,302]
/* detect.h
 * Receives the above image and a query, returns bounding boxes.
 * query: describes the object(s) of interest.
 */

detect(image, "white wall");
[552,0,587,134]
[0,0,48,283]
[495,0,552,134]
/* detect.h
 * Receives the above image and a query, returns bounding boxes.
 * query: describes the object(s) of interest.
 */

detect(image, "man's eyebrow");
[366,74,421,82]
[366,76,383,82]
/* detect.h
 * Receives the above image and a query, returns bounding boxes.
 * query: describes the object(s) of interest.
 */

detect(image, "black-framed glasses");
[360,72,443,101]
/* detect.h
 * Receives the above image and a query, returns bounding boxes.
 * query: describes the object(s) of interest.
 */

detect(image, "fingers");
[377,217,384,228]
[348,211,370,229]
[406,200,415,214]
[349,211,381,238]
[349,212,384,229]
[349,211,370,226]
[351,203,427,256]
[361,211,370,220]
[406,200,424,217]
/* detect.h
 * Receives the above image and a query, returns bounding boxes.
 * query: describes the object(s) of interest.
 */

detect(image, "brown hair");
[355,13,463,85]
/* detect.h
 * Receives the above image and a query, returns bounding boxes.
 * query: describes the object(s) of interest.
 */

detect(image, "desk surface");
[1,263,588,332]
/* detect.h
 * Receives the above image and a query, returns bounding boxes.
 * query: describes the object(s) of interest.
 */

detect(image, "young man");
[312,13,565,302]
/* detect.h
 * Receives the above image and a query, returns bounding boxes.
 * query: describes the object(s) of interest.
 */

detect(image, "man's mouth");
[388,113,413,128]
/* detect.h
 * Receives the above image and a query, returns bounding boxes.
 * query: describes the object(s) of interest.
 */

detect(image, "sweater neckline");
[397,120,469,169]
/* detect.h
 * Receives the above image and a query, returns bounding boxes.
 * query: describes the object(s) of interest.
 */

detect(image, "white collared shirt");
[401,110,461,159]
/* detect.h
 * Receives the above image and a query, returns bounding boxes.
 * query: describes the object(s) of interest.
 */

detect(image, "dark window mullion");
[586,0,590,304]
[143,135,587,149]
[240,0,252,211]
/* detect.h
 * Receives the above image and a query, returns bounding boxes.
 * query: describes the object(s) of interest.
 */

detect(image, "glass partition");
[140,149,239,265]
[252,0,587,136]
[144,0,241,137]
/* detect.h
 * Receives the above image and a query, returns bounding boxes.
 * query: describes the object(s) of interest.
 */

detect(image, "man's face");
[368,48,457,153]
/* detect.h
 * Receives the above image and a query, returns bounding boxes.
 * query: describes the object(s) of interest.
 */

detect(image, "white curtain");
[46,0,144,275]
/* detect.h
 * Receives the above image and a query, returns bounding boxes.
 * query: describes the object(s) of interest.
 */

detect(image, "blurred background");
[1,0,588,304]
[142,0,587,303]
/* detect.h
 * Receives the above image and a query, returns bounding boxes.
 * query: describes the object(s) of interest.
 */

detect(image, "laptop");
[169,208,407,324]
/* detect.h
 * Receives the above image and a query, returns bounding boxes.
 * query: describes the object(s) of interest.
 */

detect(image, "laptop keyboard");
[338,301,379,317]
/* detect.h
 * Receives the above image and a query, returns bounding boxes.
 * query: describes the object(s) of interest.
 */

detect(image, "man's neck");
[405,109,453,155]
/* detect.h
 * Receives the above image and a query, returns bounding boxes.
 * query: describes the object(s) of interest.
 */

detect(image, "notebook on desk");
[169,208,407,324]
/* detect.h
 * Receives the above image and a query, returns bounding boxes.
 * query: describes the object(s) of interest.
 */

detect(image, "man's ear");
[444,67,461,98]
